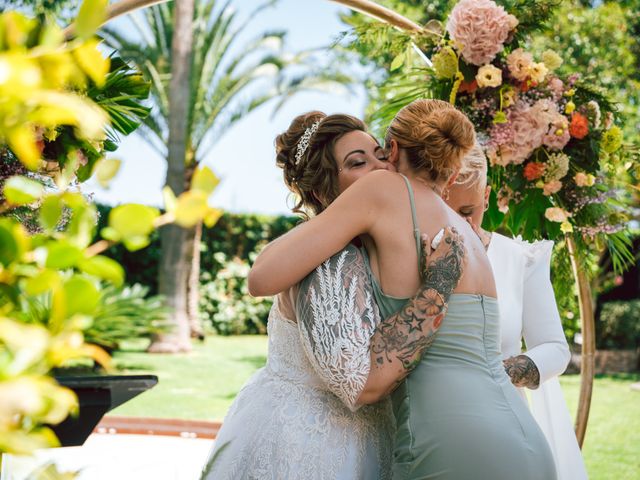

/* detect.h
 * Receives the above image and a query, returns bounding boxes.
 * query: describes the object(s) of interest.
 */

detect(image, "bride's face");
[333,130,395,193]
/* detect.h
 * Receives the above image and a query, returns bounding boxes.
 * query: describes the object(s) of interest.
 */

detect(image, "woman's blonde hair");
[385,99,476,183]
[456,143,488,189]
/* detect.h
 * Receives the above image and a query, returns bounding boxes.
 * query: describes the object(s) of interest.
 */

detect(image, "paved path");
[2,433,214,479]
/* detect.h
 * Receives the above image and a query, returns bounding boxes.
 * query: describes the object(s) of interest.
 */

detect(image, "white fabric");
[488,232,588,480]
[201,245,394,479]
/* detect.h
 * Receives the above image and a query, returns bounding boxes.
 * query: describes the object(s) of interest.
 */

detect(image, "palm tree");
[102,0,352,351]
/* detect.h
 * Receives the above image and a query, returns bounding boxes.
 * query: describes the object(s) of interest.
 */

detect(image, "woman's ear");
[387,138,400,166]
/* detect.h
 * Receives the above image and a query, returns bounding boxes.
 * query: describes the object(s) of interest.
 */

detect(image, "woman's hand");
[503,355,541,389]
[464,217,491,251]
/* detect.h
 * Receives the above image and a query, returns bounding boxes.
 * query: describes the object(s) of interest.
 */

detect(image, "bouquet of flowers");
[377,0,635,270]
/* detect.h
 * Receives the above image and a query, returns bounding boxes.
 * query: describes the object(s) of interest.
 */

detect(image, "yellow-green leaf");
[39,195,63,231]
[203,207,223,228]
[107,204,159,250]
[0,222,19,266]
[74,0,108,40]
[4,176,44,205]
[78,255,124,287]
[93,157,121,187]
[72,38,110,87]
[174,191,209,228]
[25,269,61,295]
[45,242,83,269]
[390,52,405,71]
[6,127,40,170]
[191,166,219,195]
[63,276,99,316]
[162,186,177,213]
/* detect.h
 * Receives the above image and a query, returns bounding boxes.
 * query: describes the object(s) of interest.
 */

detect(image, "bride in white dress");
[200,112,461,479]
[446,144,588,480]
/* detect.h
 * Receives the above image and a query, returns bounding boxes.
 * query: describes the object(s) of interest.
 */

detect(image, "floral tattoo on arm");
[369,227,466,393]
[503,355,541,389]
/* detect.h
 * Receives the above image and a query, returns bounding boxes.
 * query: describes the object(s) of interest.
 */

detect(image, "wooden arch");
[75,0,595,448]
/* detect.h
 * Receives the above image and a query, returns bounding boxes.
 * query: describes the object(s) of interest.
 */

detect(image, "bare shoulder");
[342,170,408,204]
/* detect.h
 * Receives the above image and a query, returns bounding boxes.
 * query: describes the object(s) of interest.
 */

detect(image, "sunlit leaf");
[93,158,121,187]
[162,186,177,213]
[63,276,99,316]
[191,166,219,195]
[0,223,19,266]
[174,191,209,228]
[39,195,63,231]
[6,127,40,170]
[74,0,108,40]
[4,176,44,205]
[45,242,83,269]
[203,207,223,228]
[25,269,61,295]
[78,255,125,287]
[73,38,110,87]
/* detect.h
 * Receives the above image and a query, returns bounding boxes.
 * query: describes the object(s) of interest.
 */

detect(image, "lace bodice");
[202,245,394,479]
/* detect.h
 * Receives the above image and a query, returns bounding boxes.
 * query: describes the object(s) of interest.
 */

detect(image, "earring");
[442,188,450,200]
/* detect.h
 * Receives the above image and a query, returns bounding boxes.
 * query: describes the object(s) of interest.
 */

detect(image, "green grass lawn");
[108,336,639,479]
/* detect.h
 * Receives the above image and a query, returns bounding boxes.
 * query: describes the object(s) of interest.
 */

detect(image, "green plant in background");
[200,253,272,335]
[101,0,354,348]
[597,300,640,350]
[0,1,222,462]
[83,283,169,352]
[342,0,639,334]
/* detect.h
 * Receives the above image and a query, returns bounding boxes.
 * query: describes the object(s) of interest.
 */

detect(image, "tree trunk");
[187,220,205,340]
[148,0,195,353]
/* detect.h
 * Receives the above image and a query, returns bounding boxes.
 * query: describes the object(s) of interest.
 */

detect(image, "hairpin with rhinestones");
[294,121,320,165]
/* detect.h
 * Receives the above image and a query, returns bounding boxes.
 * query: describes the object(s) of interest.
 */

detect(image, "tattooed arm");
[357,227,466,405]
[503,355,541,389]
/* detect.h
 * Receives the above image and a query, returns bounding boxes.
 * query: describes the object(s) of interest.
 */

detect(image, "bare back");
[365,173,497,299]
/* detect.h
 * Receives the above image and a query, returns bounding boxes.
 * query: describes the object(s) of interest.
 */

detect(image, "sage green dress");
[362,175,557,480]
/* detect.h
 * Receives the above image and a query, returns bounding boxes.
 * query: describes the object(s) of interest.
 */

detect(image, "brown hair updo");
[275,111,367,218]
[385,99,476,183]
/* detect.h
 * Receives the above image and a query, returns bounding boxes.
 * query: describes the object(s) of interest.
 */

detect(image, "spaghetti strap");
[398,174,422,272]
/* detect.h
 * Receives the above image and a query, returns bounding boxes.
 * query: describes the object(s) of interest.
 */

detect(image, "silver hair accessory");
[294,121,320,165]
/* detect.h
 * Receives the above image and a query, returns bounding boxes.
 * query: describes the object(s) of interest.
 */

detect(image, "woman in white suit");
[446,144,588,480]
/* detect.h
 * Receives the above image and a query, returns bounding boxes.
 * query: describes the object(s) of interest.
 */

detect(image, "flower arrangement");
[421,0,634,268]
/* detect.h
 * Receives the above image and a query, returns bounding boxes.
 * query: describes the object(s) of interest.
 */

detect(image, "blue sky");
[83,0,369,215]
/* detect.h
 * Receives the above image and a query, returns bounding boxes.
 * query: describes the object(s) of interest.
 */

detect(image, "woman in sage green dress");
[250,99,556,479]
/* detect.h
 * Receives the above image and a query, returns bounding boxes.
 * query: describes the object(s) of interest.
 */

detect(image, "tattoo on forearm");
[369,230,466,389]
[503,355,541,389]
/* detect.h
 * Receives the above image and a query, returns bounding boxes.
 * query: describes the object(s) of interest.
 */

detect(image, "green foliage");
[97,208,299,296]
[597,300,640,350]
[84,284,170,352]
[200,254,272,335]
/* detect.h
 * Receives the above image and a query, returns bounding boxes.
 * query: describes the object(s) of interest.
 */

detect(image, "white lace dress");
[200,245,395,479]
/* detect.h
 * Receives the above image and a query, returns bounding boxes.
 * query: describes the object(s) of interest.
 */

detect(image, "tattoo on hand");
[503,355,541,389]
[370,227,466,389]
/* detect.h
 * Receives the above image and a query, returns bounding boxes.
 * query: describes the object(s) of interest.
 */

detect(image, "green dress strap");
[359,174,423,318]
[398,174,422,272]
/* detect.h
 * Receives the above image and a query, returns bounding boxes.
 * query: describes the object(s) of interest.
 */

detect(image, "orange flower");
[523,162,545,181]
[569,112,589,139]
[458,79,478,94]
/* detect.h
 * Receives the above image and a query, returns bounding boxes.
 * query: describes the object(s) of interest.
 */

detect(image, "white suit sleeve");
[295,245,379,412]
[520,240,571,384]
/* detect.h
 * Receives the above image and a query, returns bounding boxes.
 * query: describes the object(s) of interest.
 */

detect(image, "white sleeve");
[295,245,379,412]
[521,240,571,384]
